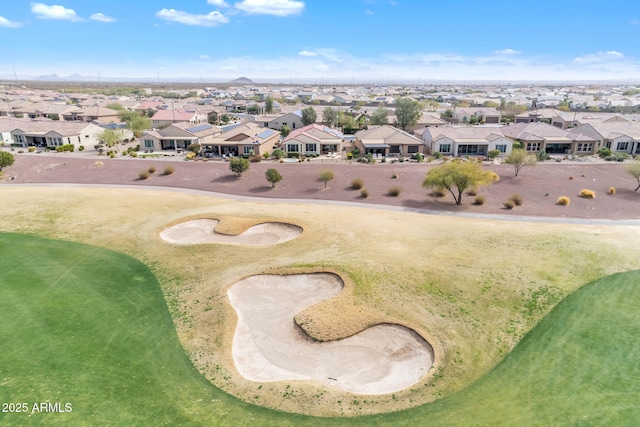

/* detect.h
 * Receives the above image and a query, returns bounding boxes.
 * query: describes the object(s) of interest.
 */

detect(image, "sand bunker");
[227,273,434,395]
[160,219,302,245]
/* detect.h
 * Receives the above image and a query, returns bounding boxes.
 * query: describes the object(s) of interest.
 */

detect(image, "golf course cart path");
[159,219,302,245]
[227,273,434,395]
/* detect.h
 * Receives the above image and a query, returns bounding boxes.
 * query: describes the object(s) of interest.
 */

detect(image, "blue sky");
[1,1,639,83]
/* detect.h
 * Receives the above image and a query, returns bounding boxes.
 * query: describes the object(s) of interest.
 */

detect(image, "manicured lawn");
[1,232,639,425]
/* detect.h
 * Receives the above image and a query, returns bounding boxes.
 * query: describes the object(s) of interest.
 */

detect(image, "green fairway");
[1,232,639,426]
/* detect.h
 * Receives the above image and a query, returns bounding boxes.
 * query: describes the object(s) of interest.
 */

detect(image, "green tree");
[322,107,339,128]
[483,101,499,108]
[301,106,317,126]
[370,107,389,125]
[229,157,250,177]
[247,104,260,115]
[265,96,274,114]
[271,148,285,159]
[394,97,422,130]
[625,161,640,192]
[106,102,124,111]
[504,148,537,177]
[487,149,501,160]
[280,125,291,138]
[319,169,334,188]
[0,151,15,171]
[340,114,356,134]
[422,160,495,205]
[119,111,150,137]
[265,168,283,187]
[98,129,121,148]
[441,109,453,119]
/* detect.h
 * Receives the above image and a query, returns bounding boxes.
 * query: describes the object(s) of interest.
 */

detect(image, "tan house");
[420,125,513,157]
[501,122,598,155]
[10,121,105,149]
[200,123,280,158]
[453,107,502,124]
[150,109,208,128]
[282,124,344,156]
[62,106,121,123]
[569,122,640,155]
[141,122,222,152]
[354,125,425,157]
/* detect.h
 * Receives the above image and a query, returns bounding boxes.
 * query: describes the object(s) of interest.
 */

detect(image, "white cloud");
[207,0,230,7]
[494,49,522,55]
[235,0,304,17]
[156,9,229,27]
[0,16,22,28]
[298,50,317,57]
[573,51,624,64]
[31,3,82,21]
[90,13,115,23]
[199,54,211,60]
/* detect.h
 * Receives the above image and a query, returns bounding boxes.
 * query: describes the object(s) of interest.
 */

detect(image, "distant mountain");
[229,77,254,85]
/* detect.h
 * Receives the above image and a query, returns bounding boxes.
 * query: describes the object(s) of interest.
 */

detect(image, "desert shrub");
[488,171,500,182]
[487,149,501,159]
[139,170,150,180]
[350,178,364,189]
[360,188,369,198]
[597,147,613,158]
[557,196,571,206]
[93,161,103,168]
[346,152,353,160]
[579,189,596,198]
[473,195,486,205]
[509,194,524,206]
[164,166,175,175]
[79,145,85,151]
[185,152,196,160]
[431,189,445,198]
[388,186,402,197]
[148,166,157,174]
[249,155,262,163]
[108,152,115,158]
[28,147,36,152]
[608,187,616,195]
[467,187,477,196]
[262,151,270,159]
[391,173,398,179]
[433,151,443,159]
[503,199,516,209]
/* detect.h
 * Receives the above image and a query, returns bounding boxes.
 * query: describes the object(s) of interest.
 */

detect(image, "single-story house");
[501,122,598,155]
[354,125,426,157]
[282,124,344,156]
[150,109,208,128]
[453,107,502,124]
[140,122,222,152]
[62,106,121,123]
[569,122,640,155]
[10,121,105,149]
[420,125,514,157]
[200,123,280,158]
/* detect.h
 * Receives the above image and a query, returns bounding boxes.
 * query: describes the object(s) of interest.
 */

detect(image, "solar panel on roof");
[186,124,212,133]
[256,129,275,139]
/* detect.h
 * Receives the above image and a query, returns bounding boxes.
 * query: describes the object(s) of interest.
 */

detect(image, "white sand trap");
[228,273,434,395]
[160,219,302,245]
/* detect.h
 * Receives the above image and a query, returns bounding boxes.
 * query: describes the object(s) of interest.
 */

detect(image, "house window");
[407,145,419,153]
[439,144,451,153]
[305,143,317,152]
[85,135,90,138]
[67,138,71,144]
[577,143,593,152]
[526,142,541,151]
[282,122,287,127]
[286,143,298,153]
[243,145,254,155]
[458,145,479,154]
[496,144,507,153]
[617,142,629,151]
[144,139,154,148]
[78,136,81,143]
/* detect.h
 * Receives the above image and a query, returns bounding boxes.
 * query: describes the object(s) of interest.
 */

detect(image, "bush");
[579,189,596,198]
[139,170,150,180]
[509,194,524,206]
[185,152,196,160]
[360,188,369,198]
[148,166,157,174]
[346,152,353,160]
[608,187,616,195]
[93,161,104,168]
[557,196,571,206]
[473,195,486,205]
[249,155,262,163]
[433,151,443,159]
[597,147,613,158]
[487,149,501,160]
[262,151,270,159]
[350,178,364,190]
[387,186,402,197]
[503,199,516,209]
[130,152,137,158]
[28,147,36,152]
[467,187,477,196]
[287,152,300,158]
[55,144,74,152]
[488,171,500,182]
[391,173,398,179]
[108,152,115,158]
[164,166,175,175]
[431,189,445,198]
[79,145,85,151]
